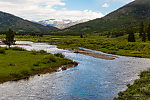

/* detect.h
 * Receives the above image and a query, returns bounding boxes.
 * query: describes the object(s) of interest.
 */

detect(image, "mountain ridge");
[60,0,150,35]
[0,11,58,33]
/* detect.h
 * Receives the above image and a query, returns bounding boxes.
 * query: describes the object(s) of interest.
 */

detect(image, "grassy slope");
[0,47,77,83]
[114,70,150,100]
[57,0,150,36]
[0,11,58,33]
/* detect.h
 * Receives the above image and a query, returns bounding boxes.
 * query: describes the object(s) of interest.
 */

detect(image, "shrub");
[41,60,51,64]
[31,50,47,55]
[0,48,5,54]
[33,62,40,66]
[127,84,131,88]
[31,68,35,71]
[31,50,38,55]
[49,55,57,62]
[33,63,39,66]
[10,73,21,78]
[11,47,26,51]
[54,53,65,58]
[42,55,57,64]
[8,63,16,66]
[21,70,29,76]
[39,50,47,54]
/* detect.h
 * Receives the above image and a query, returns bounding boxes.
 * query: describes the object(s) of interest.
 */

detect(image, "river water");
[0,41,150,100]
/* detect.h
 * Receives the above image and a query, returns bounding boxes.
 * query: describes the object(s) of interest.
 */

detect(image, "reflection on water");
[0,41,150,100]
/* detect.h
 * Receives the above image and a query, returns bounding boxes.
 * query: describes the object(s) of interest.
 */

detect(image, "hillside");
[60,0,150,35]
[0,11,58,33]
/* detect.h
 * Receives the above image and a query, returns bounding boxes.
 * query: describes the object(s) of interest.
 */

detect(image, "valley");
[0,0,150,99]
[0,41,150,100]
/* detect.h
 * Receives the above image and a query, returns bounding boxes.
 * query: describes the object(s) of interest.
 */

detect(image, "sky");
[0,0,134,21]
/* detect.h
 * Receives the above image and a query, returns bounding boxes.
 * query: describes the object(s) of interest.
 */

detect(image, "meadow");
[1,34,150,99]
[0,47,77,83]
[9,33,150,59]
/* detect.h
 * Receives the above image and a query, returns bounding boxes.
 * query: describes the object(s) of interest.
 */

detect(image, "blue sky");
[56,0,133,14]
[0,0,134,21]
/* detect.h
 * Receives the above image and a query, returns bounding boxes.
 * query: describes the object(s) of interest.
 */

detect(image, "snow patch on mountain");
[38,19,90,29]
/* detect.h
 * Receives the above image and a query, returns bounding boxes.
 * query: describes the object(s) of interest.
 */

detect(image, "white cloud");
[0,0,104,21]
[102,3,109,8]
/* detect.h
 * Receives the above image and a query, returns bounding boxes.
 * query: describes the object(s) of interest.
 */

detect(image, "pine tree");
[147,23,150,41]
[80,34,83,38]
[128,29,135,42]
[142,32,146,42]
[3,29,15,48]
[139,22,144,37]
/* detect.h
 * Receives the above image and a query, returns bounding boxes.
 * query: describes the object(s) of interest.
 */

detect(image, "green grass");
[9,34,150,100]
[0,34,149,59]
[114,70,150,100]
[0,47,77,83]
[1,34,150,98]
[12,34,150,59]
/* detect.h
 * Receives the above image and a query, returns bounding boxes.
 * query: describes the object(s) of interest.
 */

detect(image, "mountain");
[0,11,58,33]
[38,19,90,29]
[61,0,150,35]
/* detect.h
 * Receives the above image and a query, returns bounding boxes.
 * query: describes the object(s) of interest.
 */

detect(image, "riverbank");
[0,40,150,99]
[0,47,78,84]
[1,35,150,99]
[114,70,150,100]
[64,48,118,60]
[11,35,150,59]
[13,35,150,99]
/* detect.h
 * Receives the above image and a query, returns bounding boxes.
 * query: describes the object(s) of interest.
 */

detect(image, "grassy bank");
[114,70,150,100]
[10,34,150,58]
[1,35,150,99]
[0,47,77,84]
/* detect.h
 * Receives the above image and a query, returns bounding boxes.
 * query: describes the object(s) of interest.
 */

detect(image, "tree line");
[2,29,15,48]
[1,29,45,48]
[128,22,150,42]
